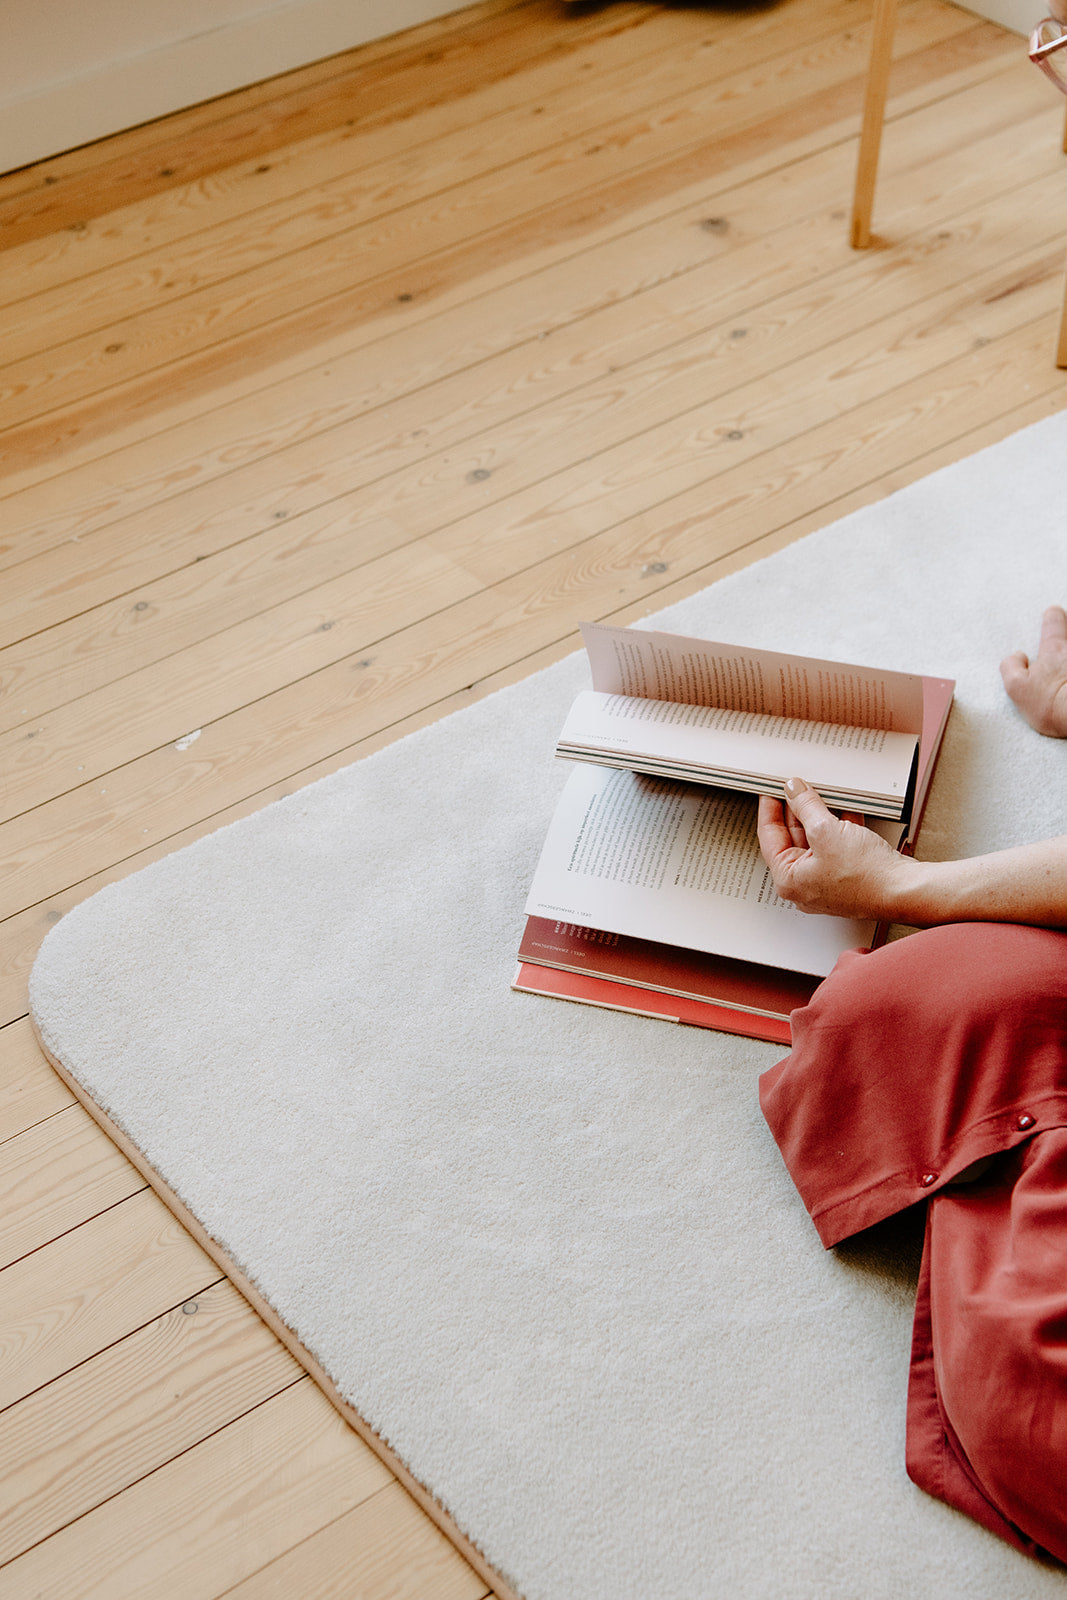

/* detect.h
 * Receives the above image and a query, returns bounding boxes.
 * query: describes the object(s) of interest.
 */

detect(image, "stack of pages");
[516,623,954,1042]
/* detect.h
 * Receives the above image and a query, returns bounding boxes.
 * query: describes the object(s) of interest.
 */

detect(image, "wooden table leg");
[850,0,899,248]
[1058,112,1067,367]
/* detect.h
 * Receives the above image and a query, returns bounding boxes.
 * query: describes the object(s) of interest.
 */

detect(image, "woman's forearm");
[883,834,1067,928]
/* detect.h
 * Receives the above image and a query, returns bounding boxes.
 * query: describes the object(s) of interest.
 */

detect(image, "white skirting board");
[0,0,469,176]
[953,0,1035,36]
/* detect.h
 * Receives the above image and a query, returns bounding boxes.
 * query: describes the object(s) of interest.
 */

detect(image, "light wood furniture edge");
[850,0,899,246]
[28,1015,520,1600]
[851,2,1067,367]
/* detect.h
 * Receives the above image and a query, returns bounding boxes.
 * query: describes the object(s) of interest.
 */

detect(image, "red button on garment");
[920,1172,938,1187]
[1017,1113,1036,1130]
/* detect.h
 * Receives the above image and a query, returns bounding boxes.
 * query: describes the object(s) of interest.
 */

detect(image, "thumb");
[783,776,833,831]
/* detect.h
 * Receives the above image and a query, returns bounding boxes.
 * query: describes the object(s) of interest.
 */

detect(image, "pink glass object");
[1030,17,1067,92]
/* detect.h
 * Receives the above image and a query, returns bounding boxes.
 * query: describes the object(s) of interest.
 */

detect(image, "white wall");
[0,0,469,174]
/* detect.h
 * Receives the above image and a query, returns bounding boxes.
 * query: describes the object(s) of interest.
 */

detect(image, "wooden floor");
[1,0,1065,1593]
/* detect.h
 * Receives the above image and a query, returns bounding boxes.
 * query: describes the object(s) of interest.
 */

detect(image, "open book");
[516,624,954,1040]
[557,622,924,820]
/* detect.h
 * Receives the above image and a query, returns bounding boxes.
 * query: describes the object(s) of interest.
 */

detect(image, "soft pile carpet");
[30,411,1067,1600]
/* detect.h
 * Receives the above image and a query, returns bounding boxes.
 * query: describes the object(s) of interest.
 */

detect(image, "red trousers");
[759,922,1067,1563]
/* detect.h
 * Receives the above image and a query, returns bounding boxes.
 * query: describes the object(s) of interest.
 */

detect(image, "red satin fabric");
[759,922,1067,1563]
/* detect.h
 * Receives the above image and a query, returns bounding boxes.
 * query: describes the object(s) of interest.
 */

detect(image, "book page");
[580,622,925,733]
[526,765,878,977]
[557,690,918,812]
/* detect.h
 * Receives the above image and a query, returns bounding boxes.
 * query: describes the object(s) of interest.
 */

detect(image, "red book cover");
[908,675,955,845]
[518,917,817,1020]
[512,962,793,1046]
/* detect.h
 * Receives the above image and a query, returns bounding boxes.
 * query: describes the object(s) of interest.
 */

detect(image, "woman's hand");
[759,779,1067,929]
[757,606,1067,927]
[1000,605,1067,738]
[756,778,911,920]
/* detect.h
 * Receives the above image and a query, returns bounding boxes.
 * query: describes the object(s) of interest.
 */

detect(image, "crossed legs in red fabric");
[759,922,1067,1562]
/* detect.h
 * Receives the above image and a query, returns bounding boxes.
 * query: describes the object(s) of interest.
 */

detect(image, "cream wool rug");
[30,412,1067,1600]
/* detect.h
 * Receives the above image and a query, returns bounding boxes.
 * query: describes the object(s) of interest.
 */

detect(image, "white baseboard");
[0,0,469,175]
[950,0,1033,35]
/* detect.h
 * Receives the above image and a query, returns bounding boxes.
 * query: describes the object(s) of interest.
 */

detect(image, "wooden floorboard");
[0,7,1008,472]
[0,0,578,244]
[12,43,959,439]
[1,0,1065,1593]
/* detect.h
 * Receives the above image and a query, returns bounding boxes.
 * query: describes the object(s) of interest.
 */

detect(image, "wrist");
[882,854,994,927]
[878,851,940,925]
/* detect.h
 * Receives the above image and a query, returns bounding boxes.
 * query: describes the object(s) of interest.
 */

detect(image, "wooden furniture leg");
[1059,110,1067,368]
[850,0,899,248]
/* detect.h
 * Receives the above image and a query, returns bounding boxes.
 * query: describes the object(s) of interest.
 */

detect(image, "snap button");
[920,1171,938,1188]
[1017,1113,1036,1131]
